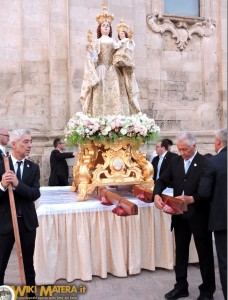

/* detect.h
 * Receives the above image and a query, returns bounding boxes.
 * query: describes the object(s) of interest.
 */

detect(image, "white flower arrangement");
[65,112,160,145]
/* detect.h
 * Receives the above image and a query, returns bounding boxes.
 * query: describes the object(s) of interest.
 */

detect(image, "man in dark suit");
[198,128,227,300]
[153,131,215,300]
[165,138,174,152]
[0,128,9,160]
[152,139,177,182]
[49,138,77,186]
[0,129,40,287]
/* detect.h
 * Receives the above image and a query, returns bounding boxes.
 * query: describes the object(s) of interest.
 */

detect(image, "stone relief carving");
[4,86,23,101]
[4,86,25,109]
[147,13,216,50]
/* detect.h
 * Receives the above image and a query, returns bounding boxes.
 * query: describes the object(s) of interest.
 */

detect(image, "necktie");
[184,160,191,174]
[16,161,22,181]
[156,156,163,180]
[182,160,191,195]
[16,161,23,216]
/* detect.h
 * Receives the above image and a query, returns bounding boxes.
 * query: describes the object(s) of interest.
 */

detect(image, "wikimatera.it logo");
[0,286,15,300]
[0,285,87,299]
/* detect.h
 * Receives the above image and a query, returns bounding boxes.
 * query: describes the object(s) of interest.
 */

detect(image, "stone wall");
[0,0,226,185]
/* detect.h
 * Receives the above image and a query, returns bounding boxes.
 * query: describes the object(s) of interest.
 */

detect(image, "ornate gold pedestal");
[71,139,154,200]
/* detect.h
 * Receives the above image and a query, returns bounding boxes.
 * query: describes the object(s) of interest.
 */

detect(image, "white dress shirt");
[0,155,25,191]
[156,151,168,180]
[0,145,6,156]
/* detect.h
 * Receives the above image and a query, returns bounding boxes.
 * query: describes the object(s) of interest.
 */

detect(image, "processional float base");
[71,139,154,200]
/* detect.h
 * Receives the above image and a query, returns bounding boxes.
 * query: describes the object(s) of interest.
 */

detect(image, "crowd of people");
[0,127,227,300]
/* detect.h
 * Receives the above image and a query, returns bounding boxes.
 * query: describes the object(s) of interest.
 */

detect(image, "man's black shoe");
[197,296,214,300]
[165,287,189,300]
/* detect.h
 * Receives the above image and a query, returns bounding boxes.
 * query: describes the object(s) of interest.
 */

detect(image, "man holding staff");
[0,129,40,287]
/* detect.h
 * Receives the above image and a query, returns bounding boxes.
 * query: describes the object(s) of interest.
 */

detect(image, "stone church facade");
[0,0,226,185]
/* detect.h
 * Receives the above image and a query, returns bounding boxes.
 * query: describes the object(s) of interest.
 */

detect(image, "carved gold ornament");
[87,29,93,44]
[72,140,154,200]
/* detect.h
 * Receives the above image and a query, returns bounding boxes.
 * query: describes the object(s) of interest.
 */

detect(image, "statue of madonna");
[80,4,141,117]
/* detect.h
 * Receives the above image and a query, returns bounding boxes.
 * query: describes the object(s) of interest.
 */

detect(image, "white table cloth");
[34,187,198,284]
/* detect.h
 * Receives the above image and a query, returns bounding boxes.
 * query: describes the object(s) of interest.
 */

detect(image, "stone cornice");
[147,13,216,50]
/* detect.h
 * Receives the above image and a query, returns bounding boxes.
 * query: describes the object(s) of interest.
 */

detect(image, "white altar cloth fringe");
[34,187,198,284]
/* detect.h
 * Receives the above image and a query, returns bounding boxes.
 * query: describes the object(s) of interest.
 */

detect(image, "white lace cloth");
[34,187,197,284]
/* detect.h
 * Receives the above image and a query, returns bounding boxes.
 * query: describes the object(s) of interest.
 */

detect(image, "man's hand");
[1,170,19,188]
[154,194,164,210]
[73,151,78,157]
[86,44,93,53]
[176,195,194,205]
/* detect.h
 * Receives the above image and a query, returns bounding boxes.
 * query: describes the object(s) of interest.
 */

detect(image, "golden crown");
[96,3,114,25]
[116,19,129,33]
[116,19,134,39]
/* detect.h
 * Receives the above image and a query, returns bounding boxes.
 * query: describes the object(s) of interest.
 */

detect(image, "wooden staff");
[3,156,26,284]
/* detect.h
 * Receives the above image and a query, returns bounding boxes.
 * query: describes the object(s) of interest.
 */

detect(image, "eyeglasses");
[0,134,9,138]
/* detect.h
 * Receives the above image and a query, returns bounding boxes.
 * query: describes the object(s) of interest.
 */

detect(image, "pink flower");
[111,122,116,129]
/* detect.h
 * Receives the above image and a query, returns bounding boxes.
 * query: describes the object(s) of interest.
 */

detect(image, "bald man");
[0,128,9,159]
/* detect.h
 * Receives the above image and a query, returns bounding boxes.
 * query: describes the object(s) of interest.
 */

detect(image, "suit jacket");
[153,152,210,236]
[198,147,227,231]
[49,149,74,186]
[152,151,178,181]
[0,157,40,234]
[0,149,4,161]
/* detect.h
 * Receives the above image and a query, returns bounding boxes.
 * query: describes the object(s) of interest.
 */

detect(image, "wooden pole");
[3,156,26,285]
[98,187,138,215]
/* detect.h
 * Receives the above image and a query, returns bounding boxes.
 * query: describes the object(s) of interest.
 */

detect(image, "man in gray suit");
[198,128,227,300]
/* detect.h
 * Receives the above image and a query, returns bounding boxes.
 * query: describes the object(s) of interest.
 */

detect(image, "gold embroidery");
[80,40,140,117]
